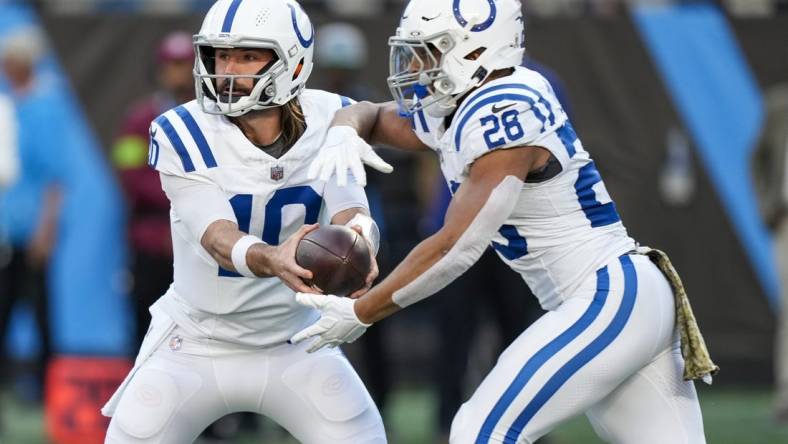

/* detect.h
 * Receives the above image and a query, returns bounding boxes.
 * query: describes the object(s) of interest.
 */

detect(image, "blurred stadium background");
[1,0,788,442]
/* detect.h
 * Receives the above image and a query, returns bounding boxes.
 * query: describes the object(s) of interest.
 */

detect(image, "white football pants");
[104,319,386,443]
[450,254,705,444]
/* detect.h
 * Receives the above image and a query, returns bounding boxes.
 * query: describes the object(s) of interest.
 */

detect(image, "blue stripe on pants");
[504,255,638,442]
[474,265,612,443]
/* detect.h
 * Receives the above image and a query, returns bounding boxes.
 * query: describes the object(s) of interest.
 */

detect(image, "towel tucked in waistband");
[635,247,719,384]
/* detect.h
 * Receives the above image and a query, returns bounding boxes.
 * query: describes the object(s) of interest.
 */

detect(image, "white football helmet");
[388,0,525,117]
[194,0,315,116]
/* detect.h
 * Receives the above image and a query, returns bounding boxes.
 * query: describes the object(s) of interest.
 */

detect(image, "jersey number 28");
[480,110,525,149]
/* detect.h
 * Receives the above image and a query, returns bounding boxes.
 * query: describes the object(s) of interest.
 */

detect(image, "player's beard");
[216,78,253,103]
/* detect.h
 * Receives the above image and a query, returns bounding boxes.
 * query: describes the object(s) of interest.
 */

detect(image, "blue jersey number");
[480,110,525,149]
[491,225,528,260]
[219,186,323,277]
[574,162,621,228]
[148,128,160,167]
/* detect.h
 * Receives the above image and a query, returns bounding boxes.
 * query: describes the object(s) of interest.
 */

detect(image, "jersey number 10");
[219,186,323,277]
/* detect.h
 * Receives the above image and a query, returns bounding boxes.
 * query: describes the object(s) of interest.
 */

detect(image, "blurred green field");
[3,386,788,443]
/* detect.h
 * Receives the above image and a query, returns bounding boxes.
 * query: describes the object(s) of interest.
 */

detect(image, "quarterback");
[101,1,387,442]
[296,0,713,443]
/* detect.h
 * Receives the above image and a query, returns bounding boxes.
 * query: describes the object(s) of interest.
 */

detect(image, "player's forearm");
[202,220,277,277]
[332,101,428,152]
[330,101,381,143]
[355,172,529,323]
[330,207,368,226]
[370,102,430,151]
[355,231,455,324]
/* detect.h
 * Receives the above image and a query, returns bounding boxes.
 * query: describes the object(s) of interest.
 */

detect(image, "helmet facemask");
[388,32,462,118]
[194,36,290,117]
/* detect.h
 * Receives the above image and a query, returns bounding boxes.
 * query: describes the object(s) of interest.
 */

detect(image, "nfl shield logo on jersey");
[271,165,284,181]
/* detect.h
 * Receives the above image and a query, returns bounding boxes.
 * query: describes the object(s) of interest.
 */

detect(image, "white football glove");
[308,126,393,187]
[290,292,371,353]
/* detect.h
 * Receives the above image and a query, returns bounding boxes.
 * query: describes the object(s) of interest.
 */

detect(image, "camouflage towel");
[636,247,720,384]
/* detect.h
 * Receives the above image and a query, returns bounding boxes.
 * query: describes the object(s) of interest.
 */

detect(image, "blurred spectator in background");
[0,26,61,405]
[0,95,17,192]
[752,55,788,423]
[111,31,193,349]
[724,0,788,16]
[315,23,373,102]
[324,0,385,17]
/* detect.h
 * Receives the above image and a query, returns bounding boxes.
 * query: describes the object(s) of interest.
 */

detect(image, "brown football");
[295,225,371,296]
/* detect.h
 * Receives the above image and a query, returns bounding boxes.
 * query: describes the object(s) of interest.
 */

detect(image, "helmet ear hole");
[464,47,487,61]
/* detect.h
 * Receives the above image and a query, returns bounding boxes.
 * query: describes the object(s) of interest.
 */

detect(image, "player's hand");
[271,224,320,294]
[290,293,371,353]
[349,224,379,299]
[308,126,393,187]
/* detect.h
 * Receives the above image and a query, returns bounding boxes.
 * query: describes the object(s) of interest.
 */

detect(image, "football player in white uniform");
[102,1,387,443]
[295,0,708,443]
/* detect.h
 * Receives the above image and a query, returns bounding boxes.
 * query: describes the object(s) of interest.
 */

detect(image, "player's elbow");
[356,100,382,113]
[342,100,381,121]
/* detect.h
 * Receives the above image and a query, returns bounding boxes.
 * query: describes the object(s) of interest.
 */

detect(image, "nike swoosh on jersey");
[491,103,516,113]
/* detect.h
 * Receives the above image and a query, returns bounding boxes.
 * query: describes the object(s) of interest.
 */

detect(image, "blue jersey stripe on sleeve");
[456,83,556,127]
[454,94,546,152]
[504,255,637,442]
[174,106,218,169]
[475,264,612,443]
[154,115,195,173]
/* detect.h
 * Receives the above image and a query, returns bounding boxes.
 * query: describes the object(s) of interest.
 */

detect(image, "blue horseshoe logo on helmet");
[287,3,314,48]
[453,0,497,32]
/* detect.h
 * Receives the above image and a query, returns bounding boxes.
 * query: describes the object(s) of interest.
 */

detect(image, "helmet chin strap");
[414,74,457,118]
[425,98,456,118]
[254,57,279,104]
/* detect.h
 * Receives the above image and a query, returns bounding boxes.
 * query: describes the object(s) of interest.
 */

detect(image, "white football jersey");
[413,66,636,310]
[148,89,364,348]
